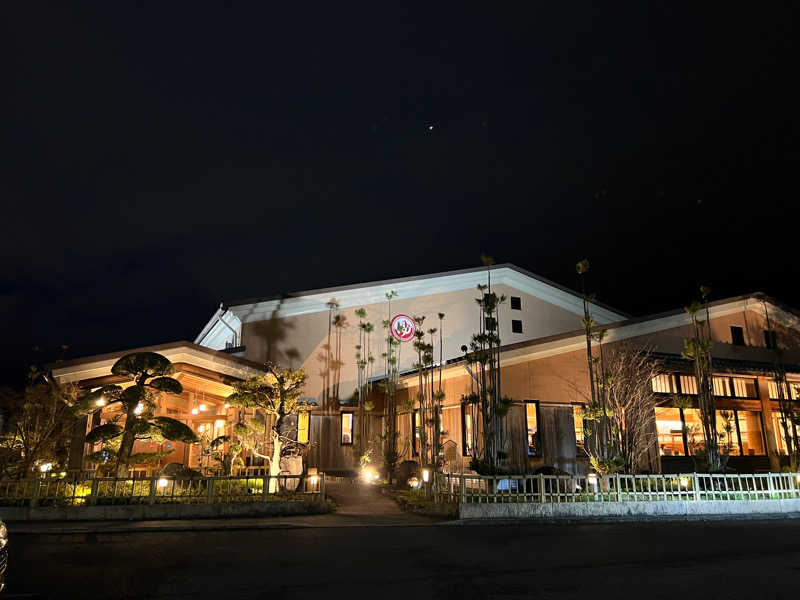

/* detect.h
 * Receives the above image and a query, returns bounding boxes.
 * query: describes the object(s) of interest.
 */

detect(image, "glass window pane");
[651,374,674,394]
[463,408,473,456]
[713,377,731,397]
[655,407,685,456]
[731,378,757,398]
[772,412,793,454]
[683,408,704,455]
[679,375,698,395]
[790,382,800,401]
[341,413,353,445]
[736,411,764,456]
[573,405,585,454]
[716,410,739,456]
[526,403,539,456]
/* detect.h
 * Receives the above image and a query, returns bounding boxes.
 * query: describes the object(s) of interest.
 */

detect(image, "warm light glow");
[134,403,144,415]
[39,463,53,473]
[96,396,106,407]
[199,404,207,412]
[191,408,199,415]
[215,420,225,428]
[158,478,168,488]
[680,477,690,488]
[361,467,377,483]
[309,475,319,486]
[587,473,598,486]
[407,477,420,488]
[197,425,205,432]
[224,403,230,409]
[422,469,430,483]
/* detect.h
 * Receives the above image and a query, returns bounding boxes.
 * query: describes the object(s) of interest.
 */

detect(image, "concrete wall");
[460,498,800,520]
[2,499,328,522]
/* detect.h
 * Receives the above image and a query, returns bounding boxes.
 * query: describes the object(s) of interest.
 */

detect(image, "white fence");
[436,472,800,504]
[0,474,325,508]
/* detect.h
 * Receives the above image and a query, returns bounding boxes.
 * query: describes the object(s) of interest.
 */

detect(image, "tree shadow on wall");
[248,297,300,367]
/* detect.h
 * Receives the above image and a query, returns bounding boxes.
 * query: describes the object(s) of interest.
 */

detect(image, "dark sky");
[2,3,799,385]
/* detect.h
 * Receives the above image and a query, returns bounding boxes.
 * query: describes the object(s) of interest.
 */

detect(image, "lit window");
[736,411,764,456]
[340,412,353,445]
[772,412,797,455]
[298,412,310,444]
[412,410,419,456]
[651,374,675,394]
[511,320,523,334]
[573,404,585,454]
[712,377,731,397]
[679,375,698,395]
[716,410,739,455]
[461,405,473,456]
[655,407,685,456]
[683,408,703,455]
[525,402,540,456]
[768,380,800,400]
[731,378,757,398]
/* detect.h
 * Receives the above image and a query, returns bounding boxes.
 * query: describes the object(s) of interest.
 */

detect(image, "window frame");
[655,405,766,457]
[730,326,745,346]
[461,404,473,457]
[510,296,521,310]
[524,400,542,457]
[411,409,419,456]
[511,319,523,334]
[340,411,354,446]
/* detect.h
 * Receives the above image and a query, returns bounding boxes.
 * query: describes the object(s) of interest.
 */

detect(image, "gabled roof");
[195,263,628,344]
[49,341,266,385]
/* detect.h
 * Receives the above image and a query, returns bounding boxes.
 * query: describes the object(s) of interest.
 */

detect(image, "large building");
[53,264,800,476]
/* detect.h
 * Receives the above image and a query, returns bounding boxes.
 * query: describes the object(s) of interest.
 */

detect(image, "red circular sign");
[390,314,416,342]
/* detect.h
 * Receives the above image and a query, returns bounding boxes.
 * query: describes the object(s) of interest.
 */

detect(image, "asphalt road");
[9,518,800,599]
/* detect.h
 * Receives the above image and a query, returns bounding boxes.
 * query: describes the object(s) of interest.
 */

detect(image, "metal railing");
[435,472,800,504]
[0,474,325,508]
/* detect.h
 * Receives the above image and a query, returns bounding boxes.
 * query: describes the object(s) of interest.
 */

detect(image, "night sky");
[2,3,798,386]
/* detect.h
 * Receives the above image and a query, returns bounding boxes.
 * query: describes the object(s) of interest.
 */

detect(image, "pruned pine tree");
[412,316,433,467]
[682,286,727,472]
[226,363,308,492]
[576,259,621,474]
[76,352,197,478]
[379,291,405,483]
[460,258,512,475]
[354,308,375,461]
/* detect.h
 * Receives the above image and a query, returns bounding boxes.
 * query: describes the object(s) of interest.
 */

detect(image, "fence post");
[692,474,700,501]
[207,478,215,504]
[767,473,775,499]
[538,474,545,503]
[615,474,621,502]
[460,475,466,504]
[30,479,41,508]
[149,478,157,505]
[262,476,269,502]
[89,478,100,506]
[320,473,326,501]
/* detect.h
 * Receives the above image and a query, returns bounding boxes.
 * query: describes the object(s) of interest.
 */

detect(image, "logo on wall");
[390,314,416,342]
